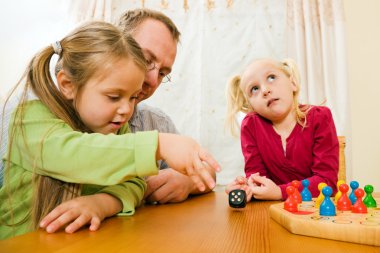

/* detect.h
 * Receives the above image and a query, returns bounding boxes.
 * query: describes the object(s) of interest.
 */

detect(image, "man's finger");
[199,149,221,172]
[145,174,167,197]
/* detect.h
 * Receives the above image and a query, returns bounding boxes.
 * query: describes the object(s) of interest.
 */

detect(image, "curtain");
[67,0,349,185]
[286,0,348,135]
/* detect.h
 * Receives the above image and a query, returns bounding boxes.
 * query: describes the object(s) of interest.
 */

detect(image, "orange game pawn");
[291,180,302,204]
[337,183,352,211]
[284,185,298,212]
[352,188,367,213]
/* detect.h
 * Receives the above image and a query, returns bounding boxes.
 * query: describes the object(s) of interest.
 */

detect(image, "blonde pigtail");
[225,76,251,137]
[282,58,310,127]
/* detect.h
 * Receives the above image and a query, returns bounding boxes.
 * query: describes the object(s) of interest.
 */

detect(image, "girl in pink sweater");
[225,58,338,201]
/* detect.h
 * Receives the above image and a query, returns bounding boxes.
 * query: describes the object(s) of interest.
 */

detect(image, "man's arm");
[144,163,216,203]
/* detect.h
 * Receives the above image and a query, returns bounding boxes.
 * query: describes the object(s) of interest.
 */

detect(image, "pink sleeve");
[240,115,267,178]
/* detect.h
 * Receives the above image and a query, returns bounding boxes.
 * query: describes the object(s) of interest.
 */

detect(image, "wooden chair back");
[338,136,346,181]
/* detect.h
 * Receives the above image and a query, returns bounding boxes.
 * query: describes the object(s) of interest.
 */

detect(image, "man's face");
[132,19,177,103]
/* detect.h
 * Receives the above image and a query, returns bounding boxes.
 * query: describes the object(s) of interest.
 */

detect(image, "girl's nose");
[117,102,132,115]
[262,85,271,96]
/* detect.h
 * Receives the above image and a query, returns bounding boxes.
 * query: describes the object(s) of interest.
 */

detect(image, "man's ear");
[57,70,75,99]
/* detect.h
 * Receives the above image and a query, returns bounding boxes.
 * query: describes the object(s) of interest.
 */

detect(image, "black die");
[229,189,247,208]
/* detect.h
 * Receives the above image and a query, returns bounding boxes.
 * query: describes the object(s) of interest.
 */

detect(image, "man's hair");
[118,8,181,42]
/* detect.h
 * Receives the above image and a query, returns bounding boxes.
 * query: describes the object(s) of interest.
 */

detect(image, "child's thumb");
[250,174,267,185]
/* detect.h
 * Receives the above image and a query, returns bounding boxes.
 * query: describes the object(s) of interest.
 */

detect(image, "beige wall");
[344,0,380,190]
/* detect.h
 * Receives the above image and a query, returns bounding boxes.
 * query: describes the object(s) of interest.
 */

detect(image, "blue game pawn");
[301,179,312,201]
[349,181,359,205]
[320,186,336,216]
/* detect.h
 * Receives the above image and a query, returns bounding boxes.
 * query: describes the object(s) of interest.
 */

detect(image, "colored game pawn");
[284,186,298,212]
[334,179,345,204]
[352,188,367,213]
[320,186,336,216]
[363,185,377,208]
[301,179,312,201]
[291,180,302,204]
[337,183,352,211]
[349,180,359,205]
[315,182,327,208]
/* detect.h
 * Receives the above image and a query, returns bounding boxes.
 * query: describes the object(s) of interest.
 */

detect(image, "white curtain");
[286,0,348,135]
[67,0,348,185]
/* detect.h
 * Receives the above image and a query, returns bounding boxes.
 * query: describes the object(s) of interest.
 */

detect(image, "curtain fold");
[286,0,348,135]
[68,0,114,22]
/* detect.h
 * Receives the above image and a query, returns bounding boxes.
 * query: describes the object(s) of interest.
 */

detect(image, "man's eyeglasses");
[146,60,171,83]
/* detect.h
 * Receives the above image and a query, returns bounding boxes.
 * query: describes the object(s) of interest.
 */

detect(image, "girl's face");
[74,58,144,134]
[240,60,297,123]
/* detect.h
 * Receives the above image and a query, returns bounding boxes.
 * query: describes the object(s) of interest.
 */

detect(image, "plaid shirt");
[128,103,178,170]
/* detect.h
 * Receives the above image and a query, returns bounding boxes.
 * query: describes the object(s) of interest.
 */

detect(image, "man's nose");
[145,68,161,89]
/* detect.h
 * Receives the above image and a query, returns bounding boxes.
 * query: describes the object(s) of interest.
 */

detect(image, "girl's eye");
[108,95,120,101]
[250,86,259,94]
[268,75,276,82]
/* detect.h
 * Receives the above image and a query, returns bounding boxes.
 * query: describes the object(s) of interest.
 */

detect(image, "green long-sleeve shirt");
[0,100,159,239]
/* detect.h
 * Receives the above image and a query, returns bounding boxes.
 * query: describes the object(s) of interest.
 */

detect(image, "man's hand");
[144,167,215,204]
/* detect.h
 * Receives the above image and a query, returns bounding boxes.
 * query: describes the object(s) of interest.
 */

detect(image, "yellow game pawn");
[315,182,327,208]
[334,180,345,204]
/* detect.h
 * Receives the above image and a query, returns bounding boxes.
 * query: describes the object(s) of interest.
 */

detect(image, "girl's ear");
[57,70,75,99]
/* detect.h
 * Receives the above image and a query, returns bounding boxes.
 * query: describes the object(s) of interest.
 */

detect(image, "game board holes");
[332,220,352,224]
[360,221,380,226]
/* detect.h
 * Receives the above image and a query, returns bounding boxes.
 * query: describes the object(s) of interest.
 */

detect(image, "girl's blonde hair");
[2,21,147,230]
[225,58,309,137]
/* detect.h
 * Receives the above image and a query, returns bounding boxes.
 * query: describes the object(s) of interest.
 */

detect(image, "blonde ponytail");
[281,58,310,127]
[225,76,252,137]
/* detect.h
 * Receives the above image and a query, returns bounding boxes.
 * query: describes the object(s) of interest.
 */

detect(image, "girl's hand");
[157,133,221,192]
[39,193,122,234]
[248,174,282,200]
[225,176,254,202]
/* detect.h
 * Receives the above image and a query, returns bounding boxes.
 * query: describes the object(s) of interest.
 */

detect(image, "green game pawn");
[363,185,377,208]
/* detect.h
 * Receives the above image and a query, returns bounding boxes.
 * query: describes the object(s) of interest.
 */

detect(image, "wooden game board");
[269,198,380,246]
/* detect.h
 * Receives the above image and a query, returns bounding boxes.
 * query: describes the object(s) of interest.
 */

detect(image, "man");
[118,9,216,204]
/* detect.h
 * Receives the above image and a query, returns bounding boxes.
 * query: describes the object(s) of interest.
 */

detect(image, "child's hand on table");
[39,193,122,234]
[248,174,282,200]
[225,174,257,202]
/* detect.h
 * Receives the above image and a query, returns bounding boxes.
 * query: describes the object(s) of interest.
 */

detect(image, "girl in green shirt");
[0,21,220,239]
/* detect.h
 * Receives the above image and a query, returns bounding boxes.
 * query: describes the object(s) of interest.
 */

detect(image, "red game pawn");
[337,183,351,211]
[352,188,367,213]
[291,180,302,204]
[284,185,298,212]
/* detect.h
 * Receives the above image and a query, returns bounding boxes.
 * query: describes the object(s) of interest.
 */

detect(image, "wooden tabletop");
[0,188,379,253]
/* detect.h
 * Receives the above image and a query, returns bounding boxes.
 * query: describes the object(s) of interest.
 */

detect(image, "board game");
[269,198,380,246]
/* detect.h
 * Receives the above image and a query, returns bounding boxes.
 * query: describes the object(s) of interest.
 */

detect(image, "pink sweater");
[241,106,339,200]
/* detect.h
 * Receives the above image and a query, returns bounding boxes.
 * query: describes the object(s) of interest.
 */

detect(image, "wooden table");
[1,188,379,253]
